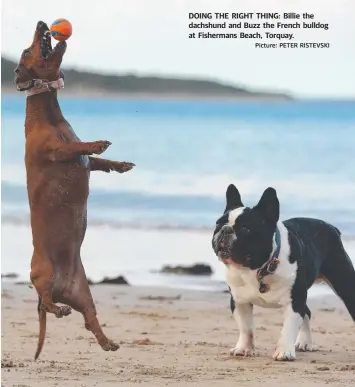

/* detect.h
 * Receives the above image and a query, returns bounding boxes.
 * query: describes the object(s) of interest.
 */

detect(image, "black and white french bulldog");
[212,184,355,361]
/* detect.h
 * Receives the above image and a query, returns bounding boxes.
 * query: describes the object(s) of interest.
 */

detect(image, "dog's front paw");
[230,337,254,357]
[230,345,253,357]
[230,332,254,357]
[295,332,313,352]
[111,161,135,173]
[90,140,112,155]
[273,344,296,361]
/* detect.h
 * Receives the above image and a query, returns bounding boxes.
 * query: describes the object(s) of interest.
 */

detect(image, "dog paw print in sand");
[312,363,355,372]
[121,310,166,318]
[316,366,331,371]
[1,290,14,299]
[1,360,25,370]
[131,338,162,346]
[87,337,162,346]
[139,295,181,303]
[194,341,221,348]
[337,364,355,371]
[319,307,336,312]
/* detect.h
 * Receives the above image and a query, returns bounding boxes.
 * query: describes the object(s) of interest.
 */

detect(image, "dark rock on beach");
[15,281,32,286]
[160,263,213,276]
[96,275,130,285]
[1,273,19,279]
[139,295,181,301]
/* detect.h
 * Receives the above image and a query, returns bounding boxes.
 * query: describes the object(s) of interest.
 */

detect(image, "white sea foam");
[2,163,355,202]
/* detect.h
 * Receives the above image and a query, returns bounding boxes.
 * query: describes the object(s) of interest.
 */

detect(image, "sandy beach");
[1,282,354,386]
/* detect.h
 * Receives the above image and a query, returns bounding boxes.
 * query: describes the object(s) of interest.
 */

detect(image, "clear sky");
[2,0,354,98]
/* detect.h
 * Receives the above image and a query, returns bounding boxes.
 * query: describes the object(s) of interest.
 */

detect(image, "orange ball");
[50,18,72,41]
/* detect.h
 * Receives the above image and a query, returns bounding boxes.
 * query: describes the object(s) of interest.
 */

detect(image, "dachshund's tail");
[34,296,47,361]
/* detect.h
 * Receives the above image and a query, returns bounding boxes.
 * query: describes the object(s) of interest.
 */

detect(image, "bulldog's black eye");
[23,50,30,57]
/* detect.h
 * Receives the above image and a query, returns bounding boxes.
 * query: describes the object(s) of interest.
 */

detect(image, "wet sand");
[1,283,354,386]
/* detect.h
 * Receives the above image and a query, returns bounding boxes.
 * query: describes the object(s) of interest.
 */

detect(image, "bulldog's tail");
[34,296,47,360]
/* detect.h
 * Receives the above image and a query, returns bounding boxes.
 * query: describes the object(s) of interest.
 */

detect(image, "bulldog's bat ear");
[254,187,279,224]
[224,184,244,213]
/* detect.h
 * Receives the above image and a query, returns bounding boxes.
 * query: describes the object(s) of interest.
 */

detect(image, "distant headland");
[2,56,292,101]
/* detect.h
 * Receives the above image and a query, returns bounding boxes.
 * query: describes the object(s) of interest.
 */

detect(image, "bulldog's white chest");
[226,265,295,308]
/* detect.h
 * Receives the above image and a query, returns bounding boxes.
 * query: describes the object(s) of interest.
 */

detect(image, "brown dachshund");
[14,21,135,360]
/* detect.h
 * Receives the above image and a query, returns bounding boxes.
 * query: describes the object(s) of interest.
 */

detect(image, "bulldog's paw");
[230,333,254,357]
[295,332,313,352]
[230,345,253,357]
[273,344,296,361]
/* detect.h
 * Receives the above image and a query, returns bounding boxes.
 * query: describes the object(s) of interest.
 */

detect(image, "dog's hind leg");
[60,260,119,352]
[73,301,119,351]
[295,305,313,351]
[30,251,72,318]
[320,239,355,321]
[82,308,119,351]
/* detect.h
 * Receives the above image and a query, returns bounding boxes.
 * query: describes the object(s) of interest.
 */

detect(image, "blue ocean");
[2,95,355,291]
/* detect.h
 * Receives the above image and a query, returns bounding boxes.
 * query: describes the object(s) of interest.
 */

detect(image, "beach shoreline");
[1,283,355,386]
[1,87,293,102]
[1,223,354,294]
